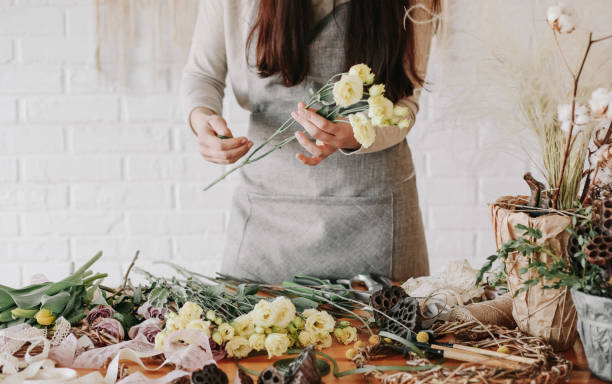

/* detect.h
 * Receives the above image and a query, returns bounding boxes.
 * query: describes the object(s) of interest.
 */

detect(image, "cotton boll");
[546,5,562,25]
[574,103,590,127]
[558,103,572,123]
[589,88,610,117]
[557,14,575,33]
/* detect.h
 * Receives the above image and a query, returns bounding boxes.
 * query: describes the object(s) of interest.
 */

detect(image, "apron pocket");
[235,192,394,283]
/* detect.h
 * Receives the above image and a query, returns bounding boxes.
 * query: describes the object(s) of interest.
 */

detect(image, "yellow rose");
[34,309,56,326]
[314,332,333,350]
[154,330,167,352]
[248,333,266,351]
[225,336,252,359]
[298,330,317,347]
[165,312,187,332]
[232,314,255,337]
[271,297,296,328]
[333,74,364,108]
[218,323,235,341]
[334,326,358,345]
[252,300,275,328]
[178,302,203,322]
[368,95,394,126]
[264,333,291,358]
[304,310,335,335]
[393,105,410,118]
[398,118,412,130]
[348,112,375,148]
[186,319,212,337]
[368,84,385,98]
[348,63,375,85]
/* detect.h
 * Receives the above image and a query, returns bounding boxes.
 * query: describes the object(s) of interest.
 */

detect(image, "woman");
[182,0,439,283]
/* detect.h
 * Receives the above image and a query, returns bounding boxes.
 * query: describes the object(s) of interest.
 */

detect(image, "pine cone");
[370,286,408,321]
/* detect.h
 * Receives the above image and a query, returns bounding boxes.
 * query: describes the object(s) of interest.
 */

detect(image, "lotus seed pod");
[380,296,419,340]
[191,363,228,384]
[370,286,408,321]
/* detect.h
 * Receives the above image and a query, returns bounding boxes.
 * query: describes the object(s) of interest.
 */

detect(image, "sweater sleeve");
[341,0,436,155]
[181,0,227,125]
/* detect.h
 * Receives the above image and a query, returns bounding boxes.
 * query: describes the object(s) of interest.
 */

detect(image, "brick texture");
[2,0,606,286]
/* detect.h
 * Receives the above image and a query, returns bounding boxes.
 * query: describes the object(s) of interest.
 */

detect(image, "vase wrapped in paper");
[490,196,578,351]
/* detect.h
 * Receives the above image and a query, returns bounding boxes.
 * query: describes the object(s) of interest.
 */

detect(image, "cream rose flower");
[393,105,410,118]
[315,332,333,350]
[302,309,318,318]
[333,74,364,107]
[186,319,212,337]
[154,330,167,352]
[218,322,235,341]
[165,312,187,332]
[304,310,335,335]
[225,336,252,359]
[333,326,358,345]
[298,330,317,347]
[264,333,291,358]
[271,297,296,328]
[232,314,255,337]
[368,84,385,98]
[178,302,203,322]
[349,112,375,148]
[248,333,266,351]
[368,95,394,126]
[348,64,375,85]
[398,118,412,130]
[252,300,275,328]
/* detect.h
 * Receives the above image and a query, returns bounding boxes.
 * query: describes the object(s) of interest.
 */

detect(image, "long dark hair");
[246,0,440,102]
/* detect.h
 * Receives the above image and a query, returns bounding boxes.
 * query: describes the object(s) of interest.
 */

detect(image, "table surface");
[77,337,608,383]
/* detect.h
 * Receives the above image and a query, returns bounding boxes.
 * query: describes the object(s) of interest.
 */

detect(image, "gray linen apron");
[221,4,429,283]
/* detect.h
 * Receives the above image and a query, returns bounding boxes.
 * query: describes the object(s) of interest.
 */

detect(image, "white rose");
[178,301,203,322]
[186,319,211,337]
[264,333,291,358]
[225,336,252,359]
[232,314,255,337]
[393,105,410,118]
[398,118,412,130]
[333,74,364,107]
[252,300,275,328]
[271,297,296,328]
[298,330,317,347]
[304,310,335,335]
[348,63,375,85]
[368,84,385,98]
[349,112,375,148]
[248,333,266,351]
[368,95,394,126]
[314,332,333,350]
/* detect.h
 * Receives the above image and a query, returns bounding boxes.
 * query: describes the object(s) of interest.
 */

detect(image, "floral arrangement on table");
[473,2,612,378]
[203,63,412,190]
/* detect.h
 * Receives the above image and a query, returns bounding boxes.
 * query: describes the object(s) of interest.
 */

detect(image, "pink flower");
[92,317,125,340]
[86,305,115,326]
[128,318,163,344]
[137,303,167,321]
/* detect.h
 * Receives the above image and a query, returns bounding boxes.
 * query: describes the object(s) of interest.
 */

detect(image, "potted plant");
[477,2,612,355]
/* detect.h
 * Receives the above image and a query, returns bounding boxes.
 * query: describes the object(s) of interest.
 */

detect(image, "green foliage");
[476,203,610,297]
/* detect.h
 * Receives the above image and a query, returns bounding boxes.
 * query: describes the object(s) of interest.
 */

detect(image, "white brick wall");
[2,0,607,286]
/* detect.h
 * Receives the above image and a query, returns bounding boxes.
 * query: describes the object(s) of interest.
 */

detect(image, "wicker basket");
[490,196,578,351]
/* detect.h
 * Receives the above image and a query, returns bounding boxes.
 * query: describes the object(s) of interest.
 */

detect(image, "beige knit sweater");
[182,0,436,154]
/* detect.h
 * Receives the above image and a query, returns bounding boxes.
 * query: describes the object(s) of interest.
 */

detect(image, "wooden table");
[79,338,608,383]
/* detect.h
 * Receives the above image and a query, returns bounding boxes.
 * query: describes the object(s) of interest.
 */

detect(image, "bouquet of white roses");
[203,63,411,190]
[155,299,358,360]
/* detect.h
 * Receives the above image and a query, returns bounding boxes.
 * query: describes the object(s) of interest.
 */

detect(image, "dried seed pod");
[584,234,612,268]
[370,286,407,321]
[258,367,284,384]
[592,198,612,236]
[380,296,419,339]
[284,345,322,384]
[191,363,228,384]
[236,370,254,384]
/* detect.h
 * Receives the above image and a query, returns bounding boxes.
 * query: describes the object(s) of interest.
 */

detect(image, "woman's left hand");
[291,102,360,166]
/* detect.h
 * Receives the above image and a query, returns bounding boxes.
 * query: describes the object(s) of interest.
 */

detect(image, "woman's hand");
[291,102,360,165]
[190,107,253,164]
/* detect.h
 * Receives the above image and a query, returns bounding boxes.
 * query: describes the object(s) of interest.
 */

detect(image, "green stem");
[82,273,108,286]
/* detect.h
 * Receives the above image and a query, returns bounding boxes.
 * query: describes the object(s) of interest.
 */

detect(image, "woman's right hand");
[190,107,253,164]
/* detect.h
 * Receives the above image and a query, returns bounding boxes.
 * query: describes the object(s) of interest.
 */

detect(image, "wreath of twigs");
[352,321,572,384]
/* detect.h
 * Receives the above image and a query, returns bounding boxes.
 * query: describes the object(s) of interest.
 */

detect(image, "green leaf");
[147,286,170,308]
[291,297,319,312]
[40,291,71,313]
[274,358,331,376]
